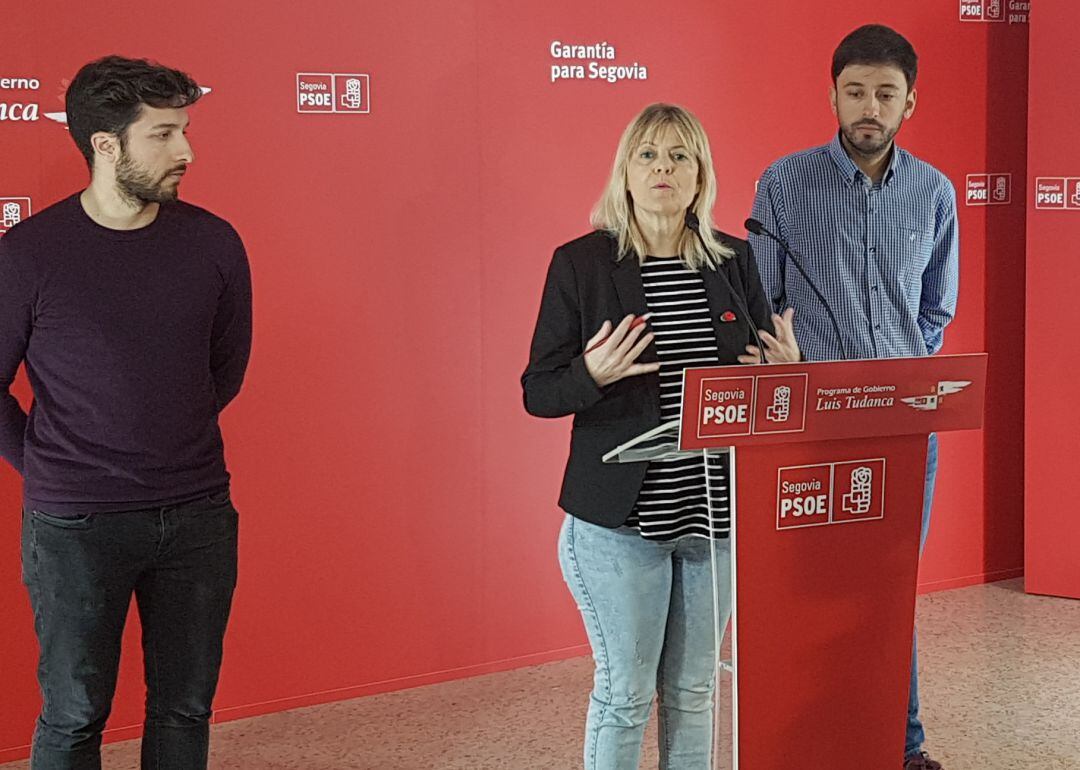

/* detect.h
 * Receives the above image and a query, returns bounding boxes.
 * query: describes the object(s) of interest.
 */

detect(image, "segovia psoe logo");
[697,376,754,439]
[1035,178,1080,211]
[966,173,1011,206]
[695,373,808,439]
[777,458,885,530]
[960,0,1004,21]
[296,74,370,114]
[901,380,972,412]
[959,0,1029,23]
[0,197,32,237]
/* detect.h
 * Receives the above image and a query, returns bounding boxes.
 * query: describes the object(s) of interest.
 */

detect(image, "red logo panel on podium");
[833,459,886,524]
[679,354,986,450]
[775,458,886,530]
[695,376,754,439]
[776,463,830,529]
[753,374,807,434]
[680,354,984,770]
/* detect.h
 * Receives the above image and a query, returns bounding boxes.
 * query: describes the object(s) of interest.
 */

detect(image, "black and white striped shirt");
[627,257,731,541]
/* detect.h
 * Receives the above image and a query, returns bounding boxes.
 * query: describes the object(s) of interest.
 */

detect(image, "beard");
[115,150,185,205]
[840,118,902,158]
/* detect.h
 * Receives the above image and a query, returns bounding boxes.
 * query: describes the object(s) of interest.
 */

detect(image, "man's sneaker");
[904,750,943,770]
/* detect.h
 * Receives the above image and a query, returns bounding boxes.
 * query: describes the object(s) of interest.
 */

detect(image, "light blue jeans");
[906,432,939,758]
[558,514,732,770]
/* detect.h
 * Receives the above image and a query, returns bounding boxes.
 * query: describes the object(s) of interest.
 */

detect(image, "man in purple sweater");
[0,56,251,769]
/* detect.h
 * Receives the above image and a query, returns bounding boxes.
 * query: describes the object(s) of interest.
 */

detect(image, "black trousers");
[20,493,238,770]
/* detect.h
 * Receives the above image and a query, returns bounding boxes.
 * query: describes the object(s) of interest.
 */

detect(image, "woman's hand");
[737,308,801,364]
[584,315,660,387]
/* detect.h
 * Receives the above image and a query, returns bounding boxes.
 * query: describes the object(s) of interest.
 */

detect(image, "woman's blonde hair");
[591,103,733,270]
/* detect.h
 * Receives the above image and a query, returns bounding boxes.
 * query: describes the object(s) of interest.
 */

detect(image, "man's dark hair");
[65,56,202,170]
[832,25,918,90]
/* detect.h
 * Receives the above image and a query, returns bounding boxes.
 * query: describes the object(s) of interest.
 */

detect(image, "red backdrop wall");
[0,0,1028,758]
[1025,0,1078,598]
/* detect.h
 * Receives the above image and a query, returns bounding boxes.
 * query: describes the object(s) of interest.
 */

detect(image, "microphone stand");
[744,218,850,361]
[685,211,766,364]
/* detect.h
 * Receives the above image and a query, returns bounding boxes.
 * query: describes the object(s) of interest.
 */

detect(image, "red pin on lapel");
[720,310,737,323]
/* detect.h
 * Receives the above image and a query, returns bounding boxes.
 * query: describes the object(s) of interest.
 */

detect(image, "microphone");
[744,218,850,361]
[685,211,765,364]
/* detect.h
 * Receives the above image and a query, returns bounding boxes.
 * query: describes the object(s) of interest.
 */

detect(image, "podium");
[603,353,987,770]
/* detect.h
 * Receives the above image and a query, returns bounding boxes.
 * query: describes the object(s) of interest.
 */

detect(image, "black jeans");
[20,493,238,770]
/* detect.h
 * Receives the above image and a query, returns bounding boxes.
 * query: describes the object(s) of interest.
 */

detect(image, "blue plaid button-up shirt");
[749,133,959,361]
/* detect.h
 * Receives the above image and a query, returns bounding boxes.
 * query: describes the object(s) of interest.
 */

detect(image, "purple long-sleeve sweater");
[0,194,251,514]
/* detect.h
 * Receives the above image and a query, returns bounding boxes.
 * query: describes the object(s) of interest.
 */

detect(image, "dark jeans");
[20,493,238,770]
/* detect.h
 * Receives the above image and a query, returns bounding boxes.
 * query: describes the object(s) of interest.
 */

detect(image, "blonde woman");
[522,103,798,769]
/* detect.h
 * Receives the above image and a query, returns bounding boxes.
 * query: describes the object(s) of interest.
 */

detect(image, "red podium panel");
[678,355,986,770]
[680,354,986,450]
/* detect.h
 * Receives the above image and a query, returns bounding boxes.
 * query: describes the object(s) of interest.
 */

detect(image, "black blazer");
[522,230,776,528]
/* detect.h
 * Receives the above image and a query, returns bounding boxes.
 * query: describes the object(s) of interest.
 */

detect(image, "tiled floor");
[4,579,1078,769]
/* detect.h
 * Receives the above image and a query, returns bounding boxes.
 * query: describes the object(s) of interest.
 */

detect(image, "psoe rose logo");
[0,197,32,237]
[766,386,791,422]
[753,373,808,435]
[833,460,885,523]
[297,73,370,114]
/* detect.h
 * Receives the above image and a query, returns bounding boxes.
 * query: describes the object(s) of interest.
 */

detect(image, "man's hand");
[584,314,660,387]
[737,308,801,364]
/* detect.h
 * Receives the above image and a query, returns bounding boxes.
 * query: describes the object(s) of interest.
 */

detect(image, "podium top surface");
[677,353,986,451]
